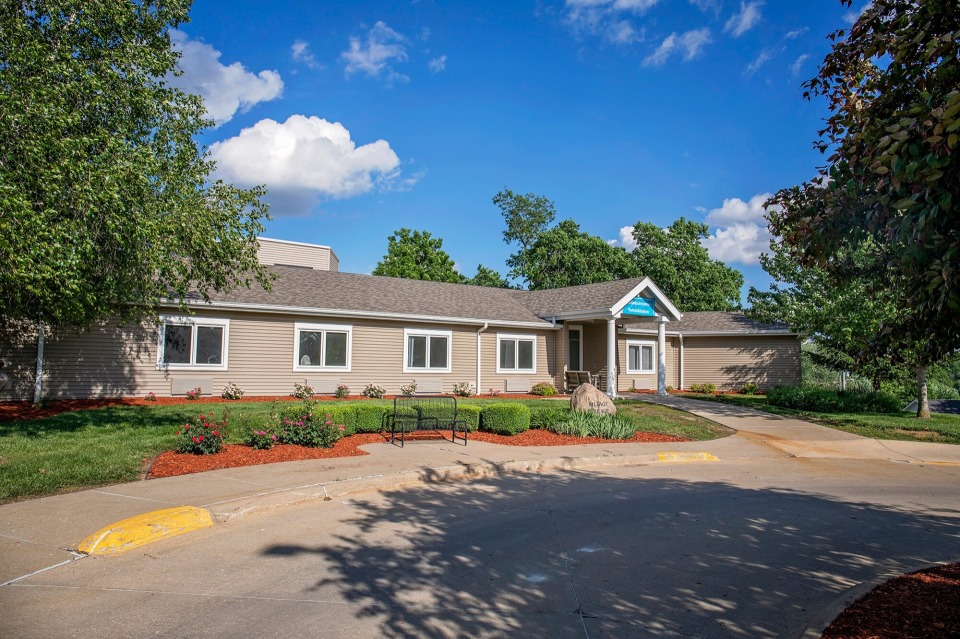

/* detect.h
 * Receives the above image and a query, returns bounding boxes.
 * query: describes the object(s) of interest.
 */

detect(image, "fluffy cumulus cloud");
[701,193,777,264]
[724,1,763,38]
[643,28,711,66]
[564,0,659,45]
[341,21,409,83]
[209,115,403,215]
[613,225,639,251]
[169,30,283,126]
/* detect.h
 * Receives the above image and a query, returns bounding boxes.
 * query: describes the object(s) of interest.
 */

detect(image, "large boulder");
[570,383,617,415]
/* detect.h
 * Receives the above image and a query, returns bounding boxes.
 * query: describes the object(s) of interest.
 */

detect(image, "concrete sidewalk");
[3,396,959,588]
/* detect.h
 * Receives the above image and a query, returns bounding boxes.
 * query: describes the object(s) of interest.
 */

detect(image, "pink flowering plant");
[185,387,202,400]
[277,402,345,448]
[247,428,278,450]
[175,413,226,455]
[334,383,350,398]
[144,392,158,402]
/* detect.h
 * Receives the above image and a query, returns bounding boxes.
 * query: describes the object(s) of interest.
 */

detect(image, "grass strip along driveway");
[0,398,726,503]
[679,393,960,445]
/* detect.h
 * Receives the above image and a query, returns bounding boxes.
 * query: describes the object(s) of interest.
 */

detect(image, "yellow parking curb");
[657,452,720,463]
[77,506,214,556]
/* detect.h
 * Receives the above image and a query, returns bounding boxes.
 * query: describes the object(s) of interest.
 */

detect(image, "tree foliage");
[373,228,464,283]
[514,219,638,290]
[467,264,512,288]
[630,218,743,311]
[493,188,556,283]
[0,0,270,329]
[768,0,960,415]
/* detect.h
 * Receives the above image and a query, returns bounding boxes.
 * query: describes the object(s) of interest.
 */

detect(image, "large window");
[497,333,536,373]
[626,340,655,374]
[404,328,451,373]
[158,317,229,370]
[294,323,352,371]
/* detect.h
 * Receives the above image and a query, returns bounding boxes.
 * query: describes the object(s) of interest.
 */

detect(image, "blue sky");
[172,0,870,300]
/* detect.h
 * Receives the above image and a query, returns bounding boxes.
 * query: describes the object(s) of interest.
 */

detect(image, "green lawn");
[0,398,726,502]
[677,393,960,444]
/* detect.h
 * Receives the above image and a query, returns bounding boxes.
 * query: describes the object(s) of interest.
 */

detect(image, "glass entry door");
[568,326,582,370]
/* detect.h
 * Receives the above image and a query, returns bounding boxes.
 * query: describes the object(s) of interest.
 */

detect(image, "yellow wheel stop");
[77,506,213,556]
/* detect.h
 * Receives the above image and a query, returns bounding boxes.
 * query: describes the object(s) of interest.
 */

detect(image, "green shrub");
[530,382,558,396]
[456,404,481,432]
[362,384,386,398]
[246,428,277,450]
[530,407,569,430]
[549,411,636,440]
[480,403,531,435]
[334,383,350,398]
[766,386,902,414]
[690,383,717,394]
[740,382,760,395]
[276,402,345,447]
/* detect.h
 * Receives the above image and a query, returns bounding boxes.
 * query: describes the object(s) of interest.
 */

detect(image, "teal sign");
[623,296,657,317]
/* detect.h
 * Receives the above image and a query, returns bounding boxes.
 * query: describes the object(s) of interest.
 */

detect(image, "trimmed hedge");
[766,386,902,414]
[279,403,391,435]
[480,403,531,435]
[456,404,482,432]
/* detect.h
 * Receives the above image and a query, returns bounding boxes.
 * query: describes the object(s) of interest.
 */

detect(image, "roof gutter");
[161,299,560,331]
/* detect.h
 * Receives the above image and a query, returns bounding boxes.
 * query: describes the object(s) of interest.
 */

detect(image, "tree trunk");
[916,365,930,419]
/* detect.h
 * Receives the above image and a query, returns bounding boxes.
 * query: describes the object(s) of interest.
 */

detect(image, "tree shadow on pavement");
[261,469,960,638]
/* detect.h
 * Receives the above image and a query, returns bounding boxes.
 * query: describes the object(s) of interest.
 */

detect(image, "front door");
[568,326,582,370]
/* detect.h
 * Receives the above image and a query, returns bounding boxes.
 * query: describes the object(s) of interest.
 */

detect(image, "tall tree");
[0,0,270,330]
[373,229,464,283]
[630,218,744,311]
[493,188,556,282]
[467,264,512,288]
[768,0,960,416]
[518,219,638,290]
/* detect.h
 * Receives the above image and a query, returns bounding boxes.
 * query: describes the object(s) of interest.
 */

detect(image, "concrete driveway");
[1,397,959,638]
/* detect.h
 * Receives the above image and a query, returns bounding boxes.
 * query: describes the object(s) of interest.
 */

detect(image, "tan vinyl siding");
[480,330,557,394]
[682,335,801,391]
[256,238,335,271]
[617,335,680,392]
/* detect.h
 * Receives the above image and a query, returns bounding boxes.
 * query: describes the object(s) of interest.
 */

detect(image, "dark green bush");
[346,404,392,433]
[480,403,531,435]
[766,386,902,413]
[740,382,760,395]
[530,407,569,429]
[549,411,637,439]
[456,404,481,432]
[530,382,558,396]
[689,383,717,394]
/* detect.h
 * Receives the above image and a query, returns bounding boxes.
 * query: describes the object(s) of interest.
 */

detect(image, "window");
[403,328,451,373]
[568,325,582,370]
[158,317,229,370]
[497,333,537,373]
[294,323,352,371]
[626,340,655,374]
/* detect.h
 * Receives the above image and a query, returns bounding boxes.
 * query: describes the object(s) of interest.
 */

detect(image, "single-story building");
[0,238,800,401]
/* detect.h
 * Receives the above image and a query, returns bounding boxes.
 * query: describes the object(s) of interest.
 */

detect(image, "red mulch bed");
[821,563,960,639]
[148,429,687,478]
[0,394,562,422]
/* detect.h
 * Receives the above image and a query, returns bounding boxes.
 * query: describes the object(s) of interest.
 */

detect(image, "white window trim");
[626,340,656,374]
[496,332,538,374]
[157,316,230,371]
[403,328,452,374]
[568,324,583,370]
[293,322,353,372]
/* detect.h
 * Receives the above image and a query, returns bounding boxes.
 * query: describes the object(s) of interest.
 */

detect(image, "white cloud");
[790,53,809,76]
[744,47,776,76]
[724,1,763,38]
[644,28,711,66]
[428,55,447,73]
[611,225,639,251]
[785,27,808,39]
[209,115,403,215]
[688,0,721,14]
[291,40,321,69]
[341,21,409,83]
[564,0,657,45]
[169,30,283,126]
[701,193,777,264]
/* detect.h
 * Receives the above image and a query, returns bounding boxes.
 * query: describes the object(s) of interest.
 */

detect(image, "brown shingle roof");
[673,311,791,333]
[202,267,548,325]
[513,278,649,315]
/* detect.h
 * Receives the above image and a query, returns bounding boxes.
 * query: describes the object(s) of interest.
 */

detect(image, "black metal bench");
[390,395,467,447]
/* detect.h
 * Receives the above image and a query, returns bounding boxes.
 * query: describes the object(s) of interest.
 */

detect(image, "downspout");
[678,334,684,392]
[476,322,488,395]
[34,323,45,404]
